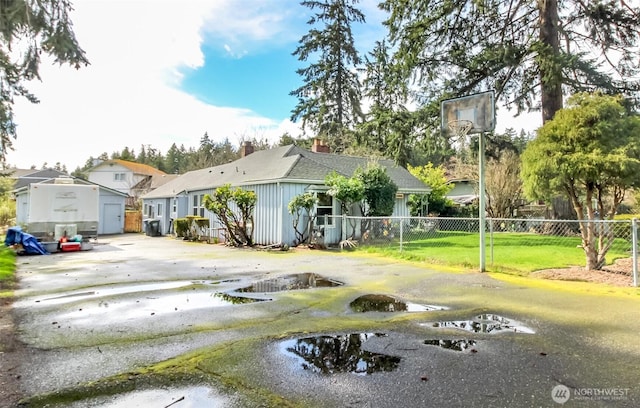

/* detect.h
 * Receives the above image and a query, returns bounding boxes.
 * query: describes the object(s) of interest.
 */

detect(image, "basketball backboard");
[441,91,496,136]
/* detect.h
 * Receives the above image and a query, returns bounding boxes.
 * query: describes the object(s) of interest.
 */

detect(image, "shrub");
[175,216,209,240]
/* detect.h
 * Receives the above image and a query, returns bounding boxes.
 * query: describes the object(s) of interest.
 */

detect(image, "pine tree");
[290,0,365,152]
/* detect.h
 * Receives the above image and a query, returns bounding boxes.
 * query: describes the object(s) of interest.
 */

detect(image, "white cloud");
[7,0,301,171]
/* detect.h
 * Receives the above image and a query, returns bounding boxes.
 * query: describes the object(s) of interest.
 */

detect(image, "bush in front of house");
[175,216,210,241]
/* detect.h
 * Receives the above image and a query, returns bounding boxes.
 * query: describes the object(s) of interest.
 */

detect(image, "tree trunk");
[538,0,563,122]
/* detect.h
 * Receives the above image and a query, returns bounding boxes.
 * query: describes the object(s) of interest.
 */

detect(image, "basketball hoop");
[447,119,474,139]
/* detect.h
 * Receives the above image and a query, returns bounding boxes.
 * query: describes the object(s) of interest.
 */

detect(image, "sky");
[7,0,541,171]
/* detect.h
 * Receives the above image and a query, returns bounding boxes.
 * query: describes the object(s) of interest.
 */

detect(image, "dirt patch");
[531,257,636,287]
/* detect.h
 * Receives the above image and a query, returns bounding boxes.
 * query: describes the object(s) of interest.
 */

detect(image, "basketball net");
[447,119,474,140]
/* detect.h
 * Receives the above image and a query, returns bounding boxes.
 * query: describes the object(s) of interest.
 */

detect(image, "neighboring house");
[87,159,169,206]
[14,176,128,237]
[446,178,478,206]
[142,141,431,246]
[7,168,68,190]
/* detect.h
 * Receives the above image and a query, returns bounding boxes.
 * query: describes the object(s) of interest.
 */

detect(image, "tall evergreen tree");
[358,40,415,165]
[164,143,183,174]
[1,0,88,162]
[380,0,640,123]
[290,0,365,152]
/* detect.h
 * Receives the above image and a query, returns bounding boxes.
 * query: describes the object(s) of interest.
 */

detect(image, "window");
[114,173,126,181]
[316,192,333,226]
[145,203,155,218]
[157,203,163,218]
[192,194,205,217]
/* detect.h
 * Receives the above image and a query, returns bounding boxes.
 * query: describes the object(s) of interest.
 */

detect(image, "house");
[446,178,478,206]
[87,159,172,207]
[7,168,68,190]
[14,176,128,237]
[142,141,431,246]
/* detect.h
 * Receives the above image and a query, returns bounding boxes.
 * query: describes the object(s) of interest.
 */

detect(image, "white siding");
[88,164,133,195]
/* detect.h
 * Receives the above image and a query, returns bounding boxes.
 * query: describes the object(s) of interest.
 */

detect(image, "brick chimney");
[311,138,330,153]
[240,140,254,157]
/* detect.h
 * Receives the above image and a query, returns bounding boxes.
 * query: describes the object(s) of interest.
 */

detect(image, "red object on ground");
[60,242,81,252]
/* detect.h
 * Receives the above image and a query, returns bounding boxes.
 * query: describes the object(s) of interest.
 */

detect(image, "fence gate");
[124,211,142,233]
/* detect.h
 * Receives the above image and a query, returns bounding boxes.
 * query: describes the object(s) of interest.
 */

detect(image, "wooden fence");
[124,211,142,233]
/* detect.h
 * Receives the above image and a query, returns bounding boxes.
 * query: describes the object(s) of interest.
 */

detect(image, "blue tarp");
[4,227,49,255]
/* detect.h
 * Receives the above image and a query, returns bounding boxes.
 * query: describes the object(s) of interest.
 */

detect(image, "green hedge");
[175,216,210,240]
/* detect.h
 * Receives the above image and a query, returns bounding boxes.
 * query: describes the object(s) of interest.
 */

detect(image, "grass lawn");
[0,245,16,296]
[359,231,630,275]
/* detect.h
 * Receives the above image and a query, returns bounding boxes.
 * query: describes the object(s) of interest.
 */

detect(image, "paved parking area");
[11,234,640,407]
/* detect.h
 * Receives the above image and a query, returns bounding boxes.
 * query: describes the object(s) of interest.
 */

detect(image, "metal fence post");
[399,218,404,252]
[489,219,494,265]
[633,218,638,287]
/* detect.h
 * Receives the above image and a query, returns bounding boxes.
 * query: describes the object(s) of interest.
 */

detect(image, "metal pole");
[632,218,638,287]
[478,132,486,271]
[489,218,494,265]
[400,218,404,252]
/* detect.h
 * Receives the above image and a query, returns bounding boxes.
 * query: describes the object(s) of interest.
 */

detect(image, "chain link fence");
[323,215,638,286]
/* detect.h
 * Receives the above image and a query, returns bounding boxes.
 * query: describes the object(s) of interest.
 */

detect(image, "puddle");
[280,333,400,375]
[424,339,477,351]
[350,294,446,312]
[423,314,535,334]
[32,281,221,306]
[65,386,233,407]
[215,292,268,304]
[238,273,343,293]
[59,291,268,324]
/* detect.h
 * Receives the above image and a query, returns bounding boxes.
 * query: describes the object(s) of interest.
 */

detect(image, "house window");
[146,203,155,218]
[316,192,334,227]
[192,194,205,217]
[114,173,126,181]
[157,203,163,218]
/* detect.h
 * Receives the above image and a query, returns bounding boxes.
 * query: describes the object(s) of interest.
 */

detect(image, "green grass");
[0,244,17,294]
[360,231,630,275]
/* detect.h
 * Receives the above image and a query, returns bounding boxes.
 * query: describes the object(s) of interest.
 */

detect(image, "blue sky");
[8,0,540,171]
[181,45,302,119]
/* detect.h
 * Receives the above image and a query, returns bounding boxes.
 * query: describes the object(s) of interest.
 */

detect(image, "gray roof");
[13,176,128,197]
[143,145,430,199]
[8,168,69,190]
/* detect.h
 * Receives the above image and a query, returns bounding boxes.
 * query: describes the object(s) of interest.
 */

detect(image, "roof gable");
[91,160,166,176]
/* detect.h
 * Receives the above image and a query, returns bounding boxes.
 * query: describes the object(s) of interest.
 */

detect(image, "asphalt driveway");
[10,234,640,407]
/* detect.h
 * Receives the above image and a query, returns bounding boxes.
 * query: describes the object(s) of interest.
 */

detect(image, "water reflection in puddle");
[239,273,343,293]
[281,333,400,375]
[423,314,535,334]
[423,339,477,351]
[350,294,446,312]
[66,386,233,407]
[31,281,221,306]
[59,291,268,324]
